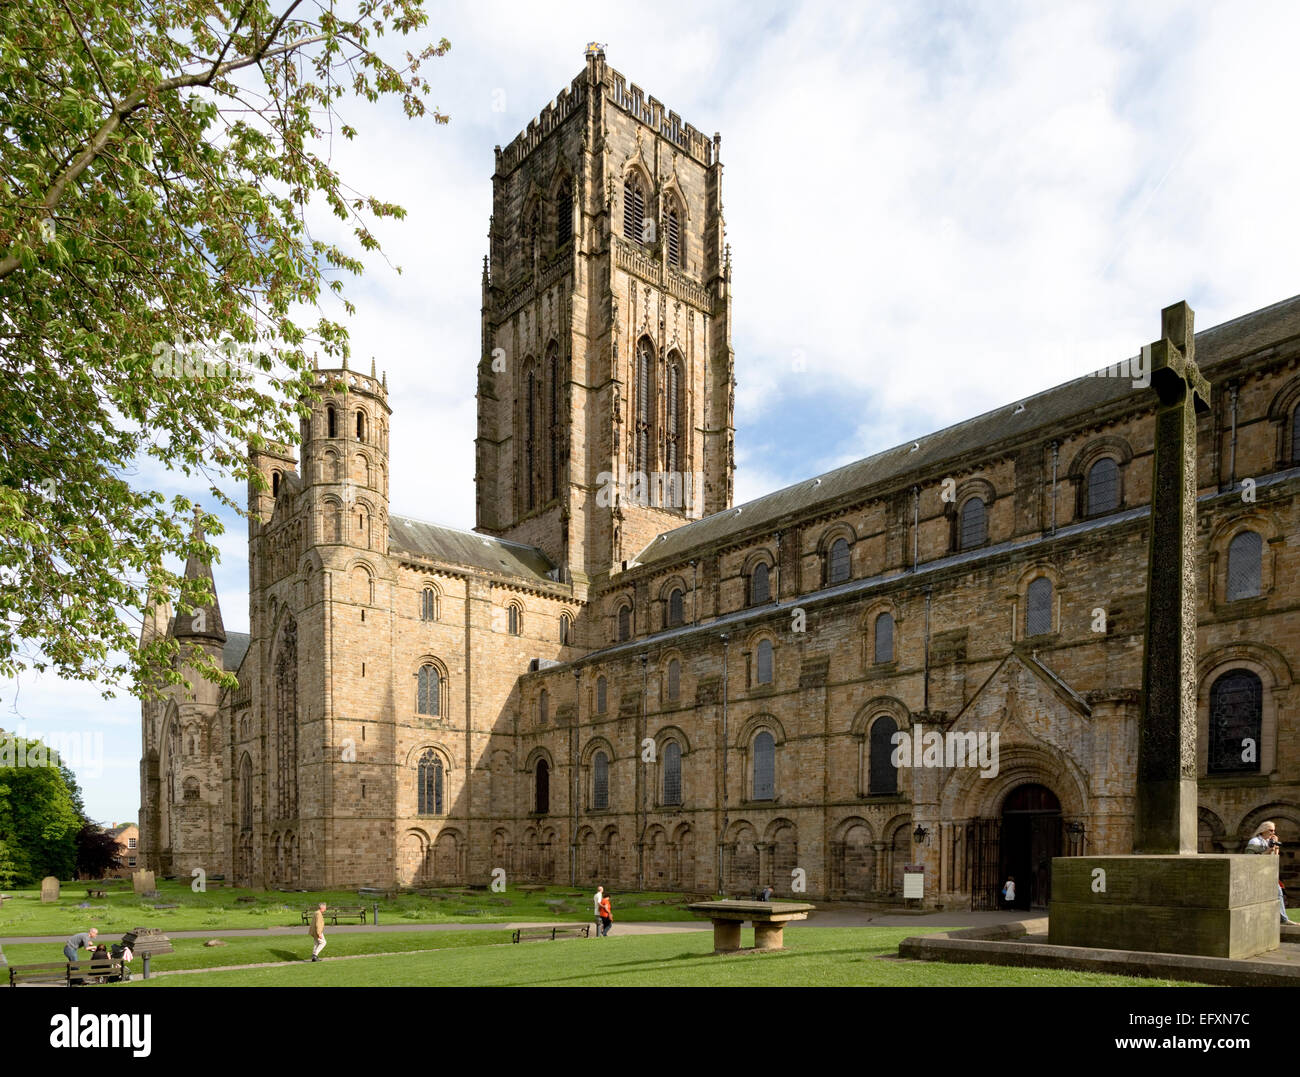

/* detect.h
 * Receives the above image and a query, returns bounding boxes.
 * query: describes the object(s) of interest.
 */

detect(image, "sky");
[4,0,1300,825]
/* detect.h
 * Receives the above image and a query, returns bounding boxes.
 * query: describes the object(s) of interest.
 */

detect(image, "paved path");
[0,907,1026,945]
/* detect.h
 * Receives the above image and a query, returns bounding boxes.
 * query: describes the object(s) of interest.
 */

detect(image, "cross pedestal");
[1048,302,1280,959]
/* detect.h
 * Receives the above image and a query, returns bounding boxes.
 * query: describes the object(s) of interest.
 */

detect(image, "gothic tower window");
[527,203,541,263]
[1292,405,1300,463]
[274,616,299,820]
[665,355,683,481]
[534,759,550,814]
[417,663,443,716]
[1208,670,1263,774]
[272,471,281,498]
[238,753,253,828]
[1087,457,1120,515]
[556,181,573,247]
[326,406,336,439]
[635,338,655,476]
[753,731,775,801]
[874,611,895,664]
[421,587,439,622]
[1025,577,1053,636]
[666,202,682,268]
[868,715,899,795]
[417,750,445,814]
[547,345,560,500]
[623,176,646,243]
[593,751,609,810]
[662,741,683,805]
[959,496,987,550]
[524,363,538,511]
[356,409,366,442]
[508,603,523,636]
[1226,531,1262,601]
[560,612,573,646]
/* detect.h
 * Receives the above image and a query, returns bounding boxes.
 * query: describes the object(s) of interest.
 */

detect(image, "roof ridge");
[390,512,549,556]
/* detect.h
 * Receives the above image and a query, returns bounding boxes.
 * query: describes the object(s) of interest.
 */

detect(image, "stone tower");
[475,46,735,596]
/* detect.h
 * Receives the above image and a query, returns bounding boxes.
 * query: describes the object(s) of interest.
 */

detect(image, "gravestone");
[1049,302,1279,959]
[132,869,156,895]
[40,876,60,903]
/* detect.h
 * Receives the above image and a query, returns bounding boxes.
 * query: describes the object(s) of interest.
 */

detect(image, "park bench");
[121,928,173,979]
[67,958,127,985]
[8,958,125,987]
[511,925,591,943]
[301,905,368,926]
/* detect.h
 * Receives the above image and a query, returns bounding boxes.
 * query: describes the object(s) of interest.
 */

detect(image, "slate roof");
[223,631,251,672]
[389,515,556,583]
[634,293,1300,569]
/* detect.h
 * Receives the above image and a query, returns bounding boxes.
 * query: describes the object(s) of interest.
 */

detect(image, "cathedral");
[139,48,1300,910]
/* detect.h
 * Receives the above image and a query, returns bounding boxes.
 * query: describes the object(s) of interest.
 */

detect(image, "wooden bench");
[8,959,125,986]
[301,905,368,926]
[121,928,173,979]
[511,925,591,943]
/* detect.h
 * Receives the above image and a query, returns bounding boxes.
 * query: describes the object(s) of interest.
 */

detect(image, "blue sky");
[5,0,1300,825]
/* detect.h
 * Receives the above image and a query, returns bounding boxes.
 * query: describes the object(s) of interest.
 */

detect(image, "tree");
[0,730,82,882]
[0,1,449,697]
[75,821,123,879]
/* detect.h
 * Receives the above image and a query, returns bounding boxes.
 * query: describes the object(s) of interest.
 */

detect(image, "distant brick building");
[106,822,138,878]
[140,48,1300,909]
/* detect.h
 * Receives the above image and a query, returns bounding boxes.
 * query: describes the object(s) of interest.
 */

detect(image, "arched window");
[560,613,572,646]
[623,176,646,242]
[1226,531,1262,601]
[421,587,438,622]
[828,537,851,584]
[756,639,773,685]
[596,675,608,714]
[524,365,537,511]
[618,604,631,642]
[547,346,560,501]
[417,750,444,814]
[869,716,899,795]
[1208,670,1263,774]
[874,612,895,664]
[1025,577,1053,637]
[750,562,770,605]
[663,741,682,805]
[1292,406,1300,464]
[960,497,987,550]
[635,338,654,475]
[534,760,550,814]
[239,754,253,828]
[667,658,681,701]
[183,776,200,801]
[1087,457,1119,515]
[753,732,775,801]
[356,409,366,441]
[326,406,336,439]
[665,359,683,481]
[271,470,281,498]
[666,203,682,268]
[667,588,684,628]
[556,181,573,247]
[508,604,522,636]
[593,751,609,810]
[527,203,540,262]
[417,663,442,716]
[539,688,549,725]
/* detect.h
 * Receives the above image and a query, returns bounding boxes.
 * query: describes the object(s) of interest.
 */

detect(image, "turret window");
[356,409,366,441]
[623,177,646,243]
[556,181,573,247]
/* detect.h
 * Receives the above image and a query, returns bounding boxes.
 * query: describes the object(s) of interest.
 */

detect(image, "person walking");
[1246,821,1295,924]
[1001,876,1016,910]
[309,901,328,960]
[592,885,604,937]
[598,892,613,937]
[63,927,97,963]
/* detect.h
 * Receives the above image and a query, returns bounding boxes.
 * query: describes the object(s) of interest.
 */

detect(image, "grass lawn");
[1,928,507,972]
[0,880,702,937]
[125,927,1199,987]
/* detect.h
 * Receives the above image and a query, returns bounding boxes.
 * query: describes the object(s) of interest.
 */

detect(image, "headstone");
[1049,303,1278,959]
[132,869,155,895]
[40,876,60,903]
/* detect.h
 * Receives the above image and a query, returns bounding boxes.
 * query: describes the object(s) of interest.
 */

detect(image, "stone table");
[687,900,815,953]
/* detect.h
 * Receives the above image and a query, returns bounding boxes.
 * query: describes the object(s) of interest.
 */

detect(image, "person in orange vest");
[598,892,613,937]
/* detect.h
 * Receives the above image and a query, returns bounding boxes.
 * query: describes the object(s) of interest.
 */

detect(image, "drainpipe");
[911,486,920,570]
[1049,441,1059,535]
[1228,383,1239,491]
[690,559,698,623]
[638,652,648,890]
[719,632,730,893]
[923,587,932,714]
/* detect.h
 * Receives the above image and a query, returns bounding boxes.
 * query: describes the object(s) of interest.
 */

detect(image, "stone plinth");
[687,900,814,953]
[1049,855,1279,959]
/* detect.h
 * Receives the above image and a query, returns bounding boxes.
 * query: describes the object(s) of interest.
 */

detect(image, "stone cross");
[1136,301,1210,854]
